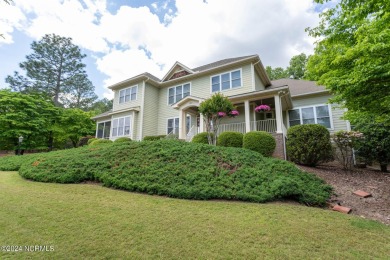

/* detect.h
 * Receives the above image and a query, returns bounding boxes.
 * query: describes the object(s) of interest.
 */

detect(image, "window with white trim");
[96,121,111,139]
[168,83,190,104]
[167,118,179,135]
[112,116,131,137]
[288,105,332,128]
[119,85,137,103]
[167,116,191,135]
[211,69,242,92]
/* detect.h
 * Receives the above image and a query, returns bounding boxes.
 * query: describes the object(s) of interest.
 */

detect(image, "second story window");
[211,69,242,92]
[168,83,190,105]
[119,85,138,104]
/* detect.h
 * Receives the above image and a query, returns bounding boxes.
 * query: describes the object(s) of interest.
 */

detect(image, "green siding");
[142,83,160,138]
[254,70,266,91]
[112,83,143,111]
[290,94,349,134]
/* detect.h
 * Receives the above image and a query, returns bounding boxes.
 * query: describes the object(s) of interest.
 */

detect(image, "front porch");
[173,91,291,142]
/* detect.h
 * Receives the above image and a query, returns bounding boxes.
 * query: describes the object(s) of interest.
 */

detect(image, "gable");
[162,62,194,82]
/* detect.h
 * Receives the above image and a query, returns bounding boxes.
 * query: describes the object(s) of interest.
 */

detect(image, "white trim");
[111,115,132,138]
[251,63,255,91]
[139,81,146,139]
[167,82,192,105]
[96,120,111,139]
[166,117,180,135]
[161,61,194,82]
[210,68,243,94]
[118,85,138,104]
[287,104,334,130]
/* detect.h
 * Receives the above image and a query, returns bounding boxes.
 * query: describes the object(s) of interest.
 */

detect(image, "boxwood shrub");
[243,131,276,157]
[192,132,213,144]
[286,124,333,167]
[89,139,113,146]
[114,137,132,143]
[217,131,243,148]
[87,138,97,145]
[143,135,166,141]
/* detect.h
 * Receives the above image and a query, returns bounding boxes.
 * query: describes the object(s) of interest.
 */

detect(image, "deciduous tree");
[198,93,236,145]
[306,0,390,123]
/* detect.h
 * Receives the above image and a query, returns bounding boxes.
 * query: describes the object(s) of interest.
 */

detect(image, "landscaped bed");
[0,139,332,206]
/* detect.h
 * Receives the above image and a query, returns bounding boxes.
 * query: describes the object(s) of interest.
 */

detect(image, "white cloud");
[0,1,26,44]
[2,0,321,98]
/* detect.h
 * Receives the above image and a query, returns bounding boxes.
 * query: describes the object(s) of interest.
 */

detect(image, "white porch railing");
[217,119,277,136]
[217,122,246,135]
[251,119,277,133]
[186,125,197,142]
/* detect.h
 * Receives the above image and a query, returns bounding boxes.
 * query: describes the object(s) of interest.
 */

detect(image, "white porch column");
[274,94,283,133]
[199,113,204,133]
[179,109,186,139]
[244,100,251,133]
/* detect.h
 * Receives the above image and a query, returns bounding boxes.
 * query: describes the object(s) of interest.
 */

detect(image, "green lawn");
[1,171,389,259]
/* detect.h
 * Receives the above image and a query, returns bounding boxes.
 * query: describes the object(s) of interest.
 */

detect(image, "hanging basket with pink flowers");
[254,104,271,113]
[229,110,239,117]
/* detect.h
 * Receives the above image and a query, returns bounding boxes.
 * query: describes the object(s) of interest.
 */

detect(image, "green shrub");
[114,137,132,143]
[192,132,213,144]
[217,131,243,148]
[78,135,95,147]
[8,140,332,206]
[286,124,333,167]
[89,139,113,146]
[143,135,166,141]
[87,138,97,145]
[243,131,276,157]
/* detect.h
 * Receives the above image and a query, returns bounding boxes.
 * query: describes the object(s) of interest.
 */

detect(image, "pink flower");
[255,105,271,112]
[217,112,227,118]
[229,110,239,117]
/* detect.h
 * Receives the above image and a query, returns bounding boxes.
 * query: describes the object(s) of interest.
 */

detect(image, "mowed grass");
[1,171,389,259]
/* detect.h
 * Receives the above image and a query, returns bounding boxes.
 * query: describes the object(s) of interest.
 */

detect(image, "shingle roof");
[192,55,257,72]
[270,78,328,96]
[92,109,112,119]
[143,72,161,82]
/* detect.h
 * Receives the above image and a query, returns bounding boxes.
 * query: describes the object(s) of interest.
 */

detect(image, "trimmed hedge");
[143,135,166,141]
[0,140,332,206]
[192,132,213,144]
[114,137,132,143]
[89,139,113,146]
[217,131,243,148]
[286,124,333,167]
[243,131,276,157]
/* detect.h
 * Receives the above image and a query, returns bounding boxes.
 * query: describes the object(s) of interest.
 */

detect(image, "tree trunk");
[380,164,388,172]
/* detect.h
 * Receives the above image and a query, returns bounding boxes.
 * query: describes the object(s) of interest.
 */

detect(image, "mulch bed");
[297,161,390,225]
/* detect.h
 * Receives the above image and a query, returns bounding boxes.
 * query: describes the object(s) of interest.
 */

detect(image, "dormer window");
[211,69,242,92]
[119,85,137,103]
[168,83,191,105]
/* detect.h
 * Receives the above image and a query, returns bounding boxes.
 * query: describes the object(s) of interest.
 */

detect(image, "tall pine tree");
[6,34,97,108]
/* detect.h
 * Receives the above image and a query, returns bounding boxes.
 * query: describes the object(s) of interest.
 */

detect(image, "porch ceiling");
[228,86,293,110]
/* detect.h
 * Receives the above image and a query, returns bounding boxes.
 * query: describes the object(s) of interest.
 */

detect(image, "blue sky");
[0,0,333,99]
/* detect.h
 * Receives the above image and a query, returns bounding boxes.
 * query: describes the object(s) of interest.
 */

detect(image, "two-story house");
[92,54,350,159]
